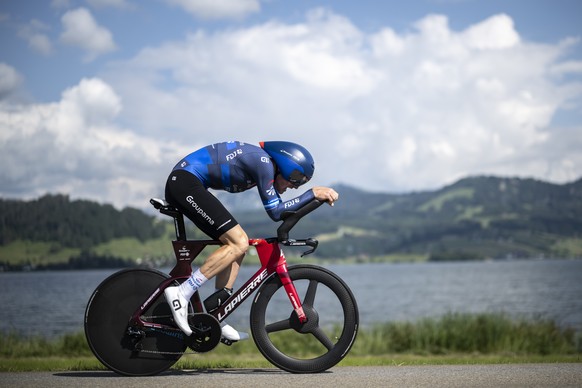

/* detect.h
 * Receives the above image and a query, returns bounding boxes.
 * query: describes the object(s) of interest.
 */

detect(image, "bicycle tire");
[84,268,186,376]
[250,265,359,373]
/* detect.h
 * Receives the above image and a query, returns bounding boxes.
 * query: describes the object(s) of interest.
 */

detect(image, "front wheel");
[250,265,359,373]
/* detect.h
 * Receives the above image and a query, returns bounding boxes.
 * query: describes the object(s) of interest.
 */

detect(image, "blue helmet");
[260,141,314,186]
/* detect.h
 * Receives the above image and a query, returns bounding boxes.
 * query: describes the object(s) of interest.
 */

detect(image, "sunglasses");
[288,170,311,187]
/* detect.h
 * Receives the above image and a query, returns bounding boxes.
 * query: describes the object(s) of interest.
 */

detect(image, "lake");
[1,259,581,339]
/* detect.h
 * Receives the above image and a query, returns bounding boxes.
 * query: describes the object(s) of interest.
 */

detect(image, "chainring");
[186,313,222,352]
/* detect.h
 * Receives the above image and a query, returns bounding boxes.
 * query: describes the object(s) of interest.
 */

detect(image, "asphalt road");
[1,364,581,387]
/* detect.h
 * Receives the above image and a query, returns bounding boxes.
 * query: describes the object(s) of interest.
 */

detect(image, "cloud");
[550,59,582,76]
[51,0,72,8]
[102,10,582,192]
[1,9,581,209]
[0,78,189,207]
[164,0,260,20]
[462,13,520,49]
[87,0,133,9]
[60,7,117,61]
[0,63,22,99]
[17,19,53,55]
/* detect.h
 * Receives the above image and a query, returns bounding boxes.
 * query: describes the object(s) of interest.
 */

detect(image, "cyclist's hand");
[312,187,339,206]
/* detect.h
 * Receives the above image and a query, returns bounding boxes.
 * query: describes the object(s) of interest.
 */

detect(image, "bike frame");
[129,237,307,333]
[130,197,324,334]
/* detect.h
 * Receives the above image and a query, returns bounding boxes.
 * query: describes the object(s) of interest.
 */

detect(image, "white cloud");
[60,7,116,61]
[1,9,581,209]
[550,59,582,76]
[164,0,260,20]
[102,10,581,193]
[0,78,188,208]
[0,63,22,98]
[462,13,520,49]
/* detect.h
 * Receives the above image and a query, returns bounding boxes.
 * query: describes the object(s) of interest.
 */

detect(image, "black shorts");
[165,170,239,240]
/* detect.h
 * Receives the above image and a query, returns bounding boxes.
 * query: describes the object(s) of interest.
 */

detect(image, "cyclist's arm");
[267,189,316,221]
[247,155,316,221]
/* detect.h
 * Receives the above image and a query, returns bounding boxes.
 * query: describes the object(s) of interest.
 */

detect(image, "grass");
[351,312,579,355]
[417,188,475,212]
[0,223,180,267]
[552,237,582,257]
[1,312,580,372]
[0,240,78,266]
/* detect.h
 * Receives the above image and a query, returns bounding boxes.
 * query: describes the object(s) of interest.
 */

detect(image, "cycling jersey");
[172,141,315,221]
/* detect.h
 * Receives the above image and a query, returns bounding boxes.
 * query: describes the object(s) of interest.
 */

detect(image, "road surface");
[1,364,581,387]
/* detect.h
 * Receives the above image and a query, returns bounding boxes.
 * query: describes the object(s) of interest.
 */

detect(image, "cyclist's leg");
[164,171,248,338]
[215,255,244,290]
[200,225,247,280]
[199,227,250,341]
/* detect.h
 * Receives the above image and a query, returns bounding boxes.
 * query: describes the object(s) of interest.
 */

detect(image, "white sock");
[178,268,208,299]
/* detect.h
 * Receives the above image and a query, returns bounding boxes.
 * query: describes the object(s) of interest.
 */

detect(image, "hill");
[0,194,169,270]
[236,175,582,261]
[1,175,581,270]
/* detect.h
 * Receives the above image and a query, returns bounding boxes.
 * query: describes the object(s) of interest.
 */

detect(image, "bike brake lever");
[301,238,319,257]
[282,238,319,257]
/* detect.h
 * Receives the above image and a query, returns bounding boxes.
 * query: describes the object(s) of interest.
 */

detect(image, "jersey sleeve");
[246,153,316,221]
[268,189,316,221]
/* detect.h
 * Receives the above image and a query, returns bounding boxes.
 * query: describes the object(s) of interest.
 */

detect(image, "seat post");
[174,213,187,241]
[150,198,188,241]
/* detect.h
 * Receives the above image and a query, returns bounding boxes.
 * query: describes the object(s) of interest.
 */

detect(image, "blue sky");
[1,0,581,209]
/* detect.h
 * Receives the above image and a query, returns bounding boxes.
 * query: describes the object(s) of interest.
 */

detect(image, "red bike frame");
[129,237,307,332]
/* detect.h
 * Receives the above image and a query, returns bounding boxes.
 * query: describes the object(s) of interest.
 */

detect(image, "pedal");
[220,337,236,346]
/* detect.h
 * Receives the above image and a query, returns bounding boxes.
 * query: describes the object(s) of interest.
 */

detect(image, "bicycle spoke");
[311,326,335,350]
[303,279,319,307]
[265,318,291,333]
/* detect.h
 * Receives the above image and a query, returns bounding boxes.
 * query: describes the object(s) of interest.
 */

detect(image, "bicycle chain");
[138,312,192,354]
[136,342,231,356]
[132,313,224,355]
[134,347,193,355]
[140,314,172,320]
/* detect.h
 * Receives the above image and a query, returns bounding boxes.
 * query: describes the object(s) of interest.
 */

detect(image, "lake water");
[1,259,581,339]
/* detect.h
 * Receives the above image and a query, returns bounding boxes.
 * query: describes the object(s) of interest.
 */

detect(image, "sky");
[1,0,581,210]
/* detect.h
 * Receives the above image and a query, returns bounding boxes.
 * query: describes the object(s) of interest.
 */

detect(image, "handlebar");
[277,199,323,257]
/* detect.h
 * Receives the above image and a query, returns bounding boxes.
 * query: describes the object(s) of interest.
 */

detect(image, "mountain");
[236,175,582,260]
[1,175,581,270]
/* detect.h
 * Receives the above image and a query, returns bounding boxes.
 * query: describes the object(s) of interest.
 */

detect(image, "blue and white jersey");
[172,141,315,221]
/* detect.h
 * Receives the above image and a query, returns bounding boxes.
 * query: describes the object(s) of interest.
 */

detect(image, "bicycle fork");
[253,238,308,324]
[276,261,307,323]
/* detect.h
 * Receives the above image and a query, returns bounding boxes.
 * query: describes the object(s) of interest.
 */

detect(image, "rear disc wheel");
[84,268,187,376]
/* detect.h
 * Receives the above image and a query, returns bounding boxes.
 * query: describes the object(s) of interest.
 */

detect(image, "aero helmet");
[260,141,314,186]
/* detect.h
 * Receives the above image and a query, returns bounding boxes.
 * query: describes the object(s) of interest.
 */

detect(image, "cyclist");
[164,141,339,340]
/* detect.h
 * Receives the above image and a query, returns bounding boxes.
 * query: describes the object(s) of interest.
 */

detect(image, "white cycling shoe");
[221,322,249,341]
[164,286,192,336]
[165,286,248,341]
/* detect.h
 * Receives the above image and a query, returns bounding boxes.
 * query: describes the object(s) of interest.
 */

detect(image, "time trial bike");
[84,198,359,376]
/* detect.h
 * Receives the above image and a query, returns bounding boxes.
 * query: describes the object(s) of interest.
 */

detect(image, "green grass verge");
[1,312,580,372]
